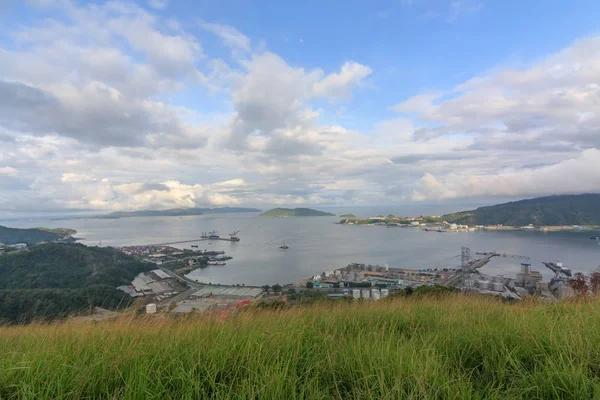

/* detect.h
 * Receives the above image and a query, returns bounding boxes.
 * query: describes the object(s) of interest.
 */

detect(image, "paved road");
[158,287,198,308]
[158,265,201,288]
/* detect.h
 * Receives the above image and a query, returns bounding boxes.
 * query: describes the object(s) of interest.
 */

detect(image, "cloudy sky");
[1,0,600,216]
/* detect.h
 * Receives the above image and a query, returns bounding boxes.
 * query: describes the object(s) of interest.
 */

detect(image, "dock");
[151,237,239,246]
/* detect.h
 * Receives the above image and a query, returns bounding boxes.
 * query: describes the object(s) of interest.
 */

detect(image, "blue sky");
[0,0,599,215]
[160,0,600,128]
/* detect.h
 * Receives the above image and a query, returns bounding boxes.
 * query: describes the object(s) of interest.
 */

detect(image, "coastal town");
[339,214,596,232]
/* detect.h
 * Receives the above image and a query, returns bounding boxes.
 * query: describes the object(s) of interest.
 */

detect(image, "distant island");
[0,226,77,245]
[441,194,600,226]
[260,208,336,217]
[96,207,261,219]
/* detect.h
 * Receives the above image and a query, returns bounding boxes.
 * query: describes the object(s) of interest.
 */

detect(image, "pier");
[152,237,239,246]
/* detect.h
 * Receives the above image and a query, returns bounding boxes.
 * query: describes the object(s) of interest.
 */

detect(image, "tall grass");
[2,294,600,399]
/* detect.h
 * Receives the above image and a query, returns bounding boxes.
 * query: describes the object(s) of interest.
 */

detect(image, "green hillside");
[260,208,335,217]
[2,295,600,398]
[0,225,75,245]
[0,243,152,323]
[442,194,600,226]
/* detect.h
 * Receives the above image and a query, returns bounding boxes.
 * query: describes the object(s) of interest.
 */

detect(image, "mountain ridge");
[96,207,262,219]
[260,208,336,217]
[441,193,600,226]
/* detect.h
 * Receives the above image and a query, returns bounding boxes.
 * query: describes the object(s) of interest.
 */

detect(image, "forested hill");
[260,208,336,217]
[442,194,600,226]
[0,243,152,324]
[0,226,72,245]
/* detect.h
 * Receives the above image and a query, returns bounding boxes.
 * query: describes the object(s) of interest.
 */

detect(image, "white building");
[146,303,157,314]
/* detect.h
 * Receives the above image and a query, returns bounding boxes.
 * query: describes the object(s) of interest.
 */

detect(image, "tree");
[306,282,314,289]
[262,285,270,293]
[590,271,600,295]
[288,288,296,294]
[272,284,282,294]
[569,272,589,297]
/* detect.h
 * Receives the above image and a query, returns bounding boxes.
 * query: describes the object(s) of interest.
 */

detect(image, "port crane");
[445,247,531,287]
[229,230,240,242]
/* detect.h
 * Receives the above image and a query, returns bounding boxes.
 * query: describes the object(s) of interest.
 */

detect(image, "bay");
[4,212,600,286]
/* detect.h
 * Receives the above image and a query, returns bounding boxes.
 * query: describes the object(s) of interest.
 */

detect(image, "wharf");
[152,237,238,246]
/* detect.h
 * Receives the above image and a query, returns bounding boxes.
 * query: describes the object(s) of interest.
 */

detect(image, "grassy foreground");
[2,295,600,399]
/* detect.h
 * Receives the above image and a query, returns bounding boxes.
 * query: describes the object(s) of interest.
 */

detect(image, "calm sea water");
[5,212,600,285]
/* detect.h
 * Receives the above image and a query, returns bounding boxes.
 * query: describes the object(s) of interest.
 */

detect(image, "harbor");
[117,234,591,317]
[288,248,576,302]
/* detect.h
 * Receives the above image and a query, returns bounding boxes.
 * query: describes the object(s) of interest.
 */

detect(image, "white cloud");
[312,62,372,100]
[412,149,600,200]
[0,1,599,215]
[226,53,371,149]
[148,0,168,10]
[199,21,251,53]
[0,1,209,149]
[0,167,18,177]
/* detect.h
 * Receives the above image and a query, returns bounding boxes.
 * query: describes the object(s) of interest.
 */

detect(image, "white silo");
[478,280,490,290]
[372,291,381,301]
[352,289,361,299]
[381,288,389,298]
[146,303,157,314]
[384,263,389,272]
[492,282,504,292]
[361,289,371,299]
[371,288,380,298]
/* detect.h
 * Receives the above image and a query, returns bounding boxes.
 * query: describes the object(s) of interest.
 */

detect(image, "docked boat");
[191,245,198,248]
[203,250,225,256]
[207,260,226,266]
[208,230,220,239]
[279,242,289,249]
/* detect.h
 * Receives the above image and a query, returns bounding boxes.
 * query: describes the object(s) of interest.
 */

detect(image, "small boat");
[191,245,198,248]
[279,242,289,249]
[590,236,599,240]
